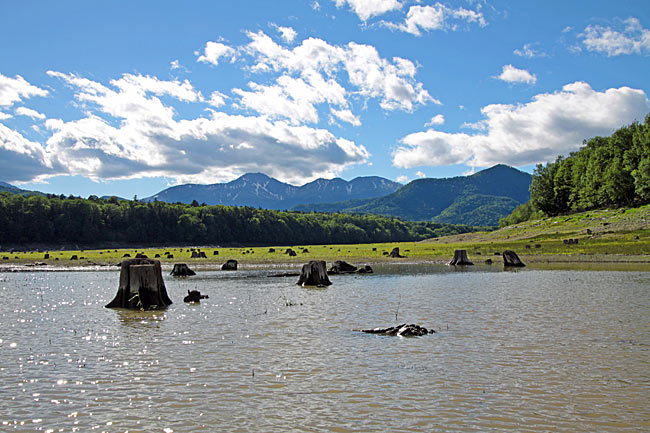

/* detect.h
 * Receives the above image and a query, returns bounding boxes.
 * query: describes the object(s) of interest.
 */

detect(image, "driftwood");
[329,260,358,274]
[502,250,525,267]
[106,258,172,309]
[170,263,196,276]
[361,324,434,337]
[449,249,473,265]
[389,247,404,258]
[221,259,238,271]
[297,260,332,287]
[183,290,208,303]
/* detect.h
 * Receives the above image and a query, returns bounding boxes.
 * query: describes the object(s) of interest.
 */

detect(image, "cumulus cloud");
[196,41,236,66]
[384,3,486,36]
[333,0,402,21]
[514,43,548,58]
[0,71,371,185]
[241,30,434,117]
[581,17,650,56]
[496,65,537,84]
[0,111,12,120]
[415,170,426,178]
[425,114,445,126]
[15,106,46,120]
[273,24,298,43]
[0,73,48,107]
[330,107,361,126]
[396,174,408,183]
[393,82,650,169]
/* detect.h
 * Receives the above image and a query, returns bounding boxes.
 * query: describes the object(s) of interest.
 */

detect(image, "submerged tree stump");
[170,263,196,276]
[221,259,238,271]
[502,250,525,267]
[106,258,172,309]
[329,260,358,274]
[449,249,473,265]
[297,260,332,287]
[183,290,208,303]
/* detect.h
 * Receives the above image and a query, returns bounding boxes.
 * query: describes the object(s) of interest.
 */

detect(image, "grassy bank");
[1,205,649,269]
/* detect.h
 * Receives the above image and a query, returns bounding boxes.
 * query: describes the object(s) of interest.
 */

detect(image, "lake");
[1,264,649,432]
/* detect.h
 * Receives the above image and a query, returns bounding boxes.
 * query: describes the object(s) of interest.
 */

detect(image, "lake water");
[1,264,649,432]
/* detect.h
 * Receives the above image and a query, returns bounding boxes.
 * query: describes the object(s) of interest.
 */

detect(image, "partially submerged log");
[106,258,172,310]
[360,324,434,337]
[389,247,404,258]
[170,263,196,276]
[297,260,332,287]
[449,249,473,265]
[503,250,525,267]
[221,259,238,271]
[329,260,358,274]
[183,290,208,303]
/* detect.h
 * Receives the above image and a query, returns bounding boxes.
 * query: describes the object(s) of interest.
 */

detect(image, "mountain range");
[291,165,532,226]
[144,173,402,209]
[2,165,533,226]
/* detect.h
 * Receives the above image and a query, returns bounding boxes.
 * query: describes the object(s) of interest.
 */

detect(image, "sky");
[1,0,649,198]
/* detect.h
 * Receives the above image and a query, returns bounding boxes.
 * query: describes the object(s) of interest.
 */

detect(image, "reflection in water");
[0,267,648,432]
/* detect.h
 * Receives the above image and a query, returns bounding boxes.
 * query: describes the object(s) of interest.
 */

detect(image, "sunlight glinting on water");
[0,266,649,432]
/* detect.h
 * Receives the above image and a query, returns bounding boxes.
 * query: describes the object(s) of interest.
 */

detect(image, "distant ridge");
[292,165,532,226]
[0,181,43,197]
[144,173,402,209]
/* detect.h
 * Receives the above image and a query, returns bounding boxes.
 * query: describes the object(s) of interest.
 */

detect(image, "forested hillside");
[500,114,650,226]
[0,193,481,247]
[530,114,650,215]
[294,165,532,226]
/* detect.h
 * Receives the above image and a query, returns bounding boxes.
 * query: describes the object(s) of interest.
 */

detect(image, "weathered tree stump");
[285,248,297,256]
[329,260,358,274]
[183,290,208,303]
[106,258,172,309]
[213,250,219,255]
[170,263,196,276]
[357,265,374,274]
[135,253,148,258]
[191,250,200,258]
[389,247,404,258]
[44,253,50,259]
[449,249,473,265]
[297,260,332,287]
[221,259,238,271]
[198,251,207,258]
[502,250,525,267]
[70,255,78,260]
[268,248,275,253]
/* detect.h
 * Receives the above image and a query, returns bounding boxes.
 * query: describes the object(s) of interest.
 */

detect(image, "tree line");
[500,113,650,226]
[0,193,480,247]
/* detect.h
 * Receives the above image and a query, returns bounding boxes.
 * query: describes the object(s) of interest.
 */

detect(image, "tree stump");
[106,258,172,309]
[170,263,196,276]
[449,249,473,265]
[183,290,208,302]
[213,250,219,255]
[329,260,358,274]
[285,248,297,256]
[389,247,404,258]
[297,260,332,287]
[221,259,238,271]
[502,250,525,267]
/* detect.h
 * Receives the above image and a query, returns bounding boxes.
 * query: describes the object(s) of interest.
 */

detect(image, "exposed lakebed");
[1,264,649,432]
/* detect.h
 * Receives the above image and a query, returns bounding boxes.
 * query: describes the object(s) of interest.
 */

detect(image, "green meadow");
[2,205,649,268]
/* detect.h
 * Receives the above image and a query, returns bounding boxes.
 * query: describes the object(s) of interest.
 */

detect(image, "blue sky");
[1,0,649,198]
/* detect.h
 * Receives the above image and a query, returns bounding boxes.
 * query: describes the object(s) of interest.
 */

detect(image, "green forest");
[500,113,650,226]
[0,193,480,247]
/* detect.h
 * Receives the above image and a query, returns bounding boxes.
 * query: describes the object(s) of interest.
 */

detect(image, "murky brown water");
[1,265,649,432]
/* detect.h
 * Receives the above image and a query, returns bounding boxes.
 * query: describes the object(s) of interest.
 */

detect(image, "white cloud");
[275,25,297,44]
[333,0,401,21]
[5,72,371,186]
[581,17,650,56]
[0,73,48,107]
[208,90,227,108]
[15,106,46,120]
[240,30,434,121]
[197,41,236,66]
[514,43,547,58]
[330,108,361,126]
[496,65,537,84]
[425,114,445,126]
[393,82,650,169]
[0,111,12,120]
[415,170,426,178]
[396,175,408,183]
[384,3,486,36]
